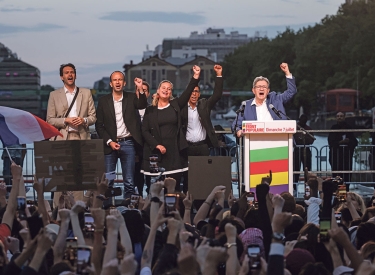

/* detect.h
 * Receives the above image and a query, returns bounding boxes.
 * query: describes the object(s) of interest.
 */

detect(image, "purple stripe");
[250,184,289,197]
[0,114,19,147]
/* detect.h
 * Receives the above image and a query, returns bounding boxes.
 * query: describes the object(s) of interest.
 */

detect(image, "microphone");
[236,101,247,114]
[269,104,282,119]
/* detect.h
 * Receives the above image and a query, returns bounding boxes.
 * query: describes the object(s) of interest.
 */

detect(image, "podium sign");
[242,121,296,195]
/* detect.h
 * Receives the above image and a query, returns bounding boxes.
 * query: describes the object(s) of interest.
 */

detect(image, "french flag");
[0,106,62,147]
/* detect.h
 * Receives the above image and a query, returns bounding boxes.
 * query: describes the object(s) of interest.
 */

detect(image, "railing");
[1,128,374,199]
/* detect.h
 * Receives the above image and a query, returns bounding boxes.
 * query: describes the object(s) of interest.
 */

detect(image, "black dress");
[141,104,187,176]
[141,77,200,177]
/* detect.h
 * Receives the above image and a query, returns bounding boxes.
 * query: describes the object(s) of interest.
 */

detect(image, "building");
[123,55,216,92]
[93,77,110,90]
[161,28,253,62]
[0,43,40,91]
[346,0,368,3]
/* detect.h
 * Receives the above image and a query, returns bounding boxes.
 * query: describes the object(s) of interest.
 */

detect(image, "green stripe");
[250,146,288,162]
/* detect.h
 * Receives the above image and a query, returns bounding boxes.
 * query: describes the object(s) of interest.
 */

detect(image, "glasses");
[254,85,268,90]
[337,115,344,118]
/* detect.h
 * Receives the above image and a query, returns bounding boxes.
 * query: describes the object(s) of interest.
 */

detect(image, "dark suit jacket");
[181,76,223,148]
[95,91,147,155]
[142,77,200,158]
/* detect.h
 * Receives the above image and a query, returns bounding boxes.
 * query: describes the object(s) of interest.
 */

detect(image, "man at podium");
[233,63,297,138]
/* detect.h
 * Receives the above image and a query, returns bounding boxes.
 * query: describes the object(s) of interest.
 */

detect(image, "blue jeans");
[104,139,136,198]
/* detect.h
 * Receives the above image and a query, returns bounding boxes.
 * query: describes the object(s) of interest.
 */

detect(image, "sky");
[0,0,345,89]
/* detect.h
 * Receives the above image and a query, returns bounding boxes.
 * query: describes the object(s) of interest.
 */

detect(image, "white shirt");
[64,86,79,132]
[251,98,274,121]
[113,95,131,138]
[186,103,206,143]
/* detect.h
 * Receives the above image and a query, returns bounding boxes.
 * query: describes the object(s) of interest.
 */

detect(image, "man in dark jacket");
[328,112,358,189]
[95,71,147,199]
[181,64,223,193]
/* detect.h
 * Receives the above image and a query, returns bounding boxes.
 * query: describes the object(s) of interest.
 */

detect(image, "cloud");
[100,11,205,25]
[0,23,65,35]
[0,7,51,12]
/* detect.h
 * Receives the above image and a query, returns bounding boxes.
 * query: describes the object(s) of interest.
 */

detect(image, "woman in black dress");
[141,65,201,189]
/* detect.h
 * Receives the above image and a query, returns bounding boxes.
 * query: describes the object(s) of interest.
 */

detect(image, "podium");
[242,120,296,195]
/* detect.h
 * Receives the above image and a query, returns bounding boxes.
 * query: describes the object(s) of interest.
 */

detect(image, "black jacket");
[142,77,200,157]
[95,91,147,155]
[181,76,223,148]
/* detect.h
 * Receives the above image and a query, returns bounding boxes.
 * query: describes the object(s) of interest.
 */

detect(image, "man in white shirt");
[46,63,97,205]
[95,71,147,199]
[233,63,297,137]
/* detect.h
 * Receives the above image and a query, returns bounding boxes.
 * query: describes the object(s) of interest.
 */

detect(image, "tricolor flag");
[0,106,62,147]
[249,143,289,195]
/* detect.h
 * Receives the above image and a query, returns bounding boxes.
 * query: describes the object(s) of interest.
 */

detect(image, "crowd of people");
[1,162,375,274]
[2,61,375,275]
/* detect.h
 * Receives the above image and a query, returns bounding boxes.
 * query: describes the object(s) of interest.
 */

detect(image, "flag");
[0,106,62,147]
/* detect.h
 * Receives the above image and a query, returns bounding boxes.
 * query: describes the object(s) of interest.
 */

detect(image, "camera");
[149,154,161,173]
[17,196,27,220]
[84,213,94,232]
[319,218,331,242]
[76,245,92,275]
[65,237,78,268]
[336,185,347,202]
[130,194,140,209]
[149,154,165,183]
[246,192,255,204]
[164,193,178,217]
[247,244,261,270]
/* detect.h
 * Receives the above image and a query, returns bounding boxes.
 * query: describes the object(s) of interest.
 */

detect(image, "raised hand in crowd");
[70,200,86,245]
[213,64,223,76]
[183,191,193,224]
[225,222,240,275]
[192,65,201,79]
[103,215,121,266]
[228,191,237,208]
[328,227,363,272]
[27,229,54,273]
[272,194,285,216]
[110,208,133,255]
[280,62,292,77]
[178,243,198,275]
[194,185,226,226]
[119,253,138,275]
[53,208,71,264]
[196,239,227,275]
[164,177,176,194]
[0,182,7,209]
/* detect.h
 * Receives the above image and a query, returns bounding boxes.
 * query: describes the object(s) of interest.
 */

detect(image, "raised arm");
[53,209,70,264]
[2,163,22,230]
[278,63,297,104]
[111,209,133,255]
[193,185,226,226]
[91,208,105,275]
[102,215,120,265]
[206,65,223,110]
[133,79,147,109]
[141,204,168,270]
[33,176,50,226]
[69,201,86,245]
[176,65,201,109]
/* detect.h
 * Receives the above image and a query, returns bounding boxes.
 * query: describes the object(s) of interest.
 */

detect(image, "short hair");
[194,86,200,93]
[142,81,150,92]
[110,71,125,81]
[253,76,270,88]
[59,63,76,76]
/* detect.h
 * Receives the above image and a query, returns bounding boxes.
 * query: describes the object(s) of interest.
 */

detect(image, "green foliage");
[222,0,375,115]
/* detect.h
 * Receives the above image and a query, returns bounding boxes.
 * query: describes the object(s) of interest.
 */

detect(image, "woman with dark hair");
[141,66,201,189]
